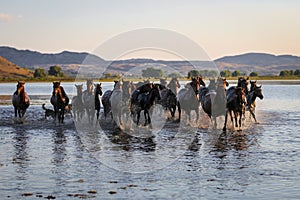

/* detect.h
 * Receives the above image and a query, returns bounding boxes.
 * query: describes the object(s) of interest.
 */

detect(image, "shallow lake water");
[0,82,299,199]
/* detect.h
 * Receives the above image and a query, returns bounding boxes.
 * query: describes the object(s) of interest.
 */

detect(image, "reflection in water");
[13,128,29,185]
[51,128,67,188]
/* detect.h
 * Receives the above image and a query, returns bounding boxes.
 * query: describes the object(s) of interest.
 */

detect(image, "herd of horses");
[12,76,264,131]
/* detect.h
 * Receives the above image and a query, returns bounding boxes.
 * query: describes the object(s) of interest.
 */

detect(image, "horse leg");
[14,107,17,117]
[144,110,148,126]
[223,110,228,132]
[234,112,238,128]
[177,101,181,122]
[61,109,65,123]
[229,110,234,128]
[249,108,257,123]
[137,111,140,126]
[238,111,242,129]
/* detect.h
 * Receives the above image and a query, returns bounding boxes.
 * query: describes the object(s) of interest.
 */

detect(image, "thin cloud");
[0,13,13,22]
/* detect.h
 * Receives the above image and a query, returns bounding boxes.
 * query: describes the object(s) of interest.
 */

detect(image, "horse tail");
[42,103,47,110]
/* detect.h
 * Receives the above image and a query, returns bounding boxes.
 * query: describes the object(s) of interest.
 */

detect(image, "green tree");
[34,68,47,78]
[48,65,64,77]
[279,70,294,76]
[294,69,300,76]
[168,72,181,78]
[220,70,231,77]
[232,70,242,77]
[249,71,259,77]
[142,68,164,78]
[187,70,201,78]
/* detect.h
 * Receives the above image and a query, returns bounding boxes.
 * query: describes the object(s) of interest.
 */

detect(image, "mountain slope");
[0,56,34,79]
[215,52,300,66]
[0,46,105,68]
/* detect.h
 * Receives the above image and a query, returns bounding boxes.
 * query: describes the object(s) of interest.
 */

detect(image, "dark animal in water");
[72,84,84,121]
[94,83,103,120]
[237,77,249,95]
[82,79,95,122]
[12,81,30,118]
[109,81,133,128]
[167,77,181,96]
[159,88,178,120]
[50,81,69,123]
[131,84,161,126]
[42,104,55,119]
[246,84,264,123]
[200,77,228,128]
[102,81,119,120]
[223,86,246,131]
[177,77,205,123]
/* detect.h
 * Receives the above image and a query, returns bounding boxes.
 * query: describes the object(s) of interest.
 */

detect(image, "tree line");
[34,66,64,78]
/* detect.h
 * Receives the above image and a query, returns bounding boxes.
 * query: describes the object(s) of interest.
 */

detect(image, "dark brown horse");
[246,84,264,123]
[131,84,161,126]
[72,84,84,121]
[177,77,205,123]
[223,86,246,131]
[94,83,103,120]
[12,81,30,118]
[102,80,119,120]
[200,77,228,128]
[51,81,69,123]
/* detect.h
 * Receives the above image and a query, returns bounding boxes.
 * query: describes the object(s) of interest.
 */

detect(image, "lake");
[0,81,299,199]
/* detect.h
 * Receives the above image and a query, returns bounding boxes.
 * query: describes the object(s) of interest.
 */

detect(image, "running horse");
[246,83,264,123]
[50,81,69,123]
[82,80,95,123]
[72,84,84,121]
[131,83,161,126]
[177,77,205,123]
[102,80,119,120]
[199,77,228,128]
[167,77,181,96]
[109,81,133,128]
[12,81,30,118]
[94,83,103,120]
[223,86,246,131]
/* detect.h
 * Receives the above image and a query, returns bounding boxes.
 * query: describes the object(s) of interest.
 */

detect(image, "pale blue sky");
[1,0,300,60]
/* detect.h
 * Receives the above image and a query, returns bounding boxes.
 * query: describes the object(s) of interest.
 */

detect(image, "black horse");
[131,84,161,126]
[94,83,103,120]
[199,77,228,128]
[223,86,246,131]
[50,81,69,123]
[246,84,264,123]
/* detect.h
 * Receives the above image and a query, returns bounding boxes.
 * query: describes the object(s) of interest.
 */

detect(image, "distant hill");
[1,46,300,77]
[215,53,300,75]
[0,46,105,68]
[0,56,33,79]
[215,53,300,66]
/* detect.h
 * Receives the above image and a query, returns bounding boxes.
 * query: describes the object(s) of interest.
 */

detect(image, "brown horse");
[12,81,30,118]
[177,77,205,123]
[51,81,69,123]
[200,77,228,128]
[72,84,84,121]
[223,86,246,131]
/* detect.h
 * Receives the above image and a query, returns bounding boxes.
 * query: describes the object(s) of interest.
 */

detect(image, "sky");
[1,0,300,60]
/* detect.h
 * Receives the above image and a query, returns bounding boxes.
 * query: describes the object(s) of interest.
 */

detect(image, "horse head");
[75,84,83,95]
[254,85,264,100]
[94,83,103,96]
[16,81,25,94]
[250,80,257,92]
[86,79,94,94]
